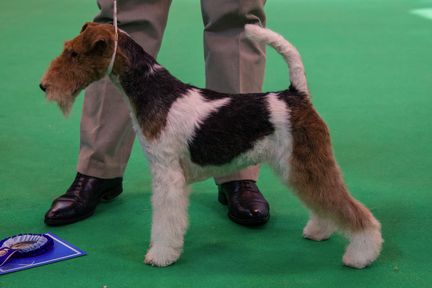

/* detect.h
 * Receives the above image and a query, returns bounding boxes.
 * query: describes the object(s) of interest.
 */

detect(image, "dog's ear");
[80,22,91,33]
[91,37,108,53]
[81,22,99,33]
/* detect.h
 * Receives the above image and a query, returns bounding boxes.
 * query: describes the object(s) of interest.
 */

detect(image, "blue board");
[0,232,86,275]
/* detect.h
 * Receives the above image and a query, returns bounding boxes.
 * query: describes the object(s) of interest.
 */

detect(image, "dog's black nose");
[39,83,47,92]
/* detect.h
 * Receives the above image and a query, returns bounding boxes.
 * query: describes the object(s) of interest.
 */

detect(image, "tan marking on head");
[40,22,127,116]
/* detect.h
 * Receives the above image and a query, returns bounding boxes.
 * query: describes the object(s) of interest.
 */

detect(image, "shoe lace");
[67,174,88,197]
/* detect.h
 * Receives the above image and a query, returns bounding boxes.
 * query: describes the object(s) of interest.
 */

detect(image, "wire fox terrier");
[40,22,383,269]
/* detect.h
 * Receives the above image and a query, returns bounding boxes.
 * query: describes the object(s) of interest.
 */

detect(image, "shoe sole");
[228,213,270,226]
[101,186,123,202]
[44,210,95,226]
[44,186,123,226]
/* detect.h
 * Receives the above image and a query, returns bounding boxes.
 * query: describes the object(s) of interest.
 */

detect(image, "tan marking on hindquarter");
[288,99,376,232]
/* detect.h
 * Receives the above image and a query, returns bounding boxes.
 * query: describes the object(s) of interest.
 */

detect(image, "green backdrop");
[1,0,431,287]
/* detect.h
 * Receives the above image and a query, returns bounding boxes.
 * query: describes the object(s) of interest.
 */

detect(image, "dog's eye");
[71,51,79,58]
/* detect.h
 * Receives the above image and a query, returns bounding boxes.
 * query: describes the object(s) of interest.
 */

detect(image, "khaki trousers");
[78,0,266,184]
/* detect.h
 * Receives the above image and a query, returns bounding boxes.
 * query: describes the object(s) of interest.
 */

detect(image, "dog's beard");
[46,90,79,117]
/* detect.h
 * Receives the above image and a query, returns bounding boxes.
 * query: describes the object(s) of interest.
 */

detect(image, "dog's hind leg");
[302,213,337,241]
[144,162,190,267]
[273,104,382,269]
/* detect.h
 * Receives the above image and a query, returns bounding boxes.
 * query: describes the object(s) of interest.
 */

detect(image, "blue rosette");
[0,234,54,267]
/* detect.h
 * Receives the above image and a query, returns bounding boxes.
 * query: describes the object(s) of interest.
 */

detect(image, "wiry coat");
[41,22,383,269]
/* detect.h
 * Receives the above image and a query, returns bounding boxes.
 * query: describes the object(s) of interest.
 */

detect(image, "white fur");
[303,214,336,241]
[144,160,188,266]
[265,93,293,180]
[245,24,308,94]
[343,224,383,269]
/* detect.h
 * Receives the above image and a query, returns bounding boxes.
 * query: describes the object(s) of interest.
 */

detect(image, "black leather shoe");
[218,180,270,226]
[44,172,123,226]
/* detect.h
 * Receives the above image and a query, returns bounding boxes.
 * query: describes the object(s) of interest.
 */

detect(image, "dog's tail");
[245,24,308,94]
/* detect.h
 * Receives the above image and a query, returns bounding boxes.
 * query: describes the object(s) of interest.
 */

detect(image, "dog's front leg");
[144,162,189,267]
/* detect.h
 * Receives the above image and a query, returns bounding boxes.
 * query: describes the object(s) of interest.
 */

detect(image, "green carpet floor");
[1,0,431,287]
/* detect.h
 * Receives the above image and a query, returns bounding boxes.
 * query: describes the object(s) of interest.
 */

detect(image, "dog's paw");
[343,228,383,269]
[144,245,181,267]
[303,217,336,241]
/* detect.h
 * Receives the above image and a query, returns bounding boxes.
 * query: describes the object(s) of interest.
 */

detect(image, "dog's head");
[40,22,124,116]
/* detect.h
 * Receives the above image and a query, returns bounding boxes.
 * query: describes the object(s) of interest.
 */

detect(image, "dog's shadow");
[96,184,400,274]
[182,191,341,274]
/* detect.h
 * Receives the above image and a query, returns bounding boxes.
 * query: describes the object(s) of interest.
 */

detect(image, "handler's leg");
[201,0,269,226]
[79,0,172,178]
[45,0,172,226]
